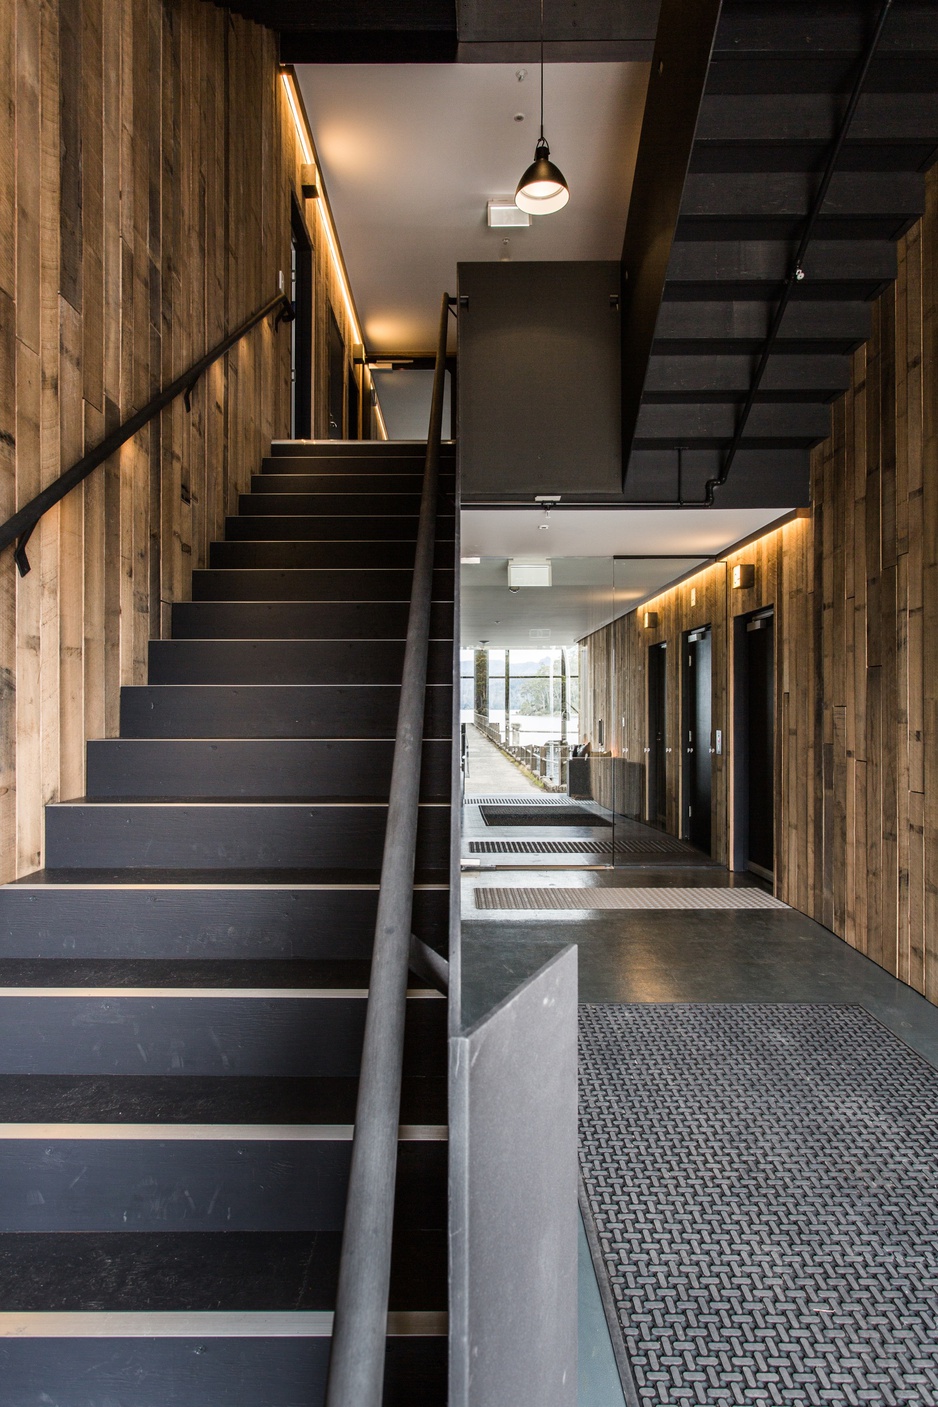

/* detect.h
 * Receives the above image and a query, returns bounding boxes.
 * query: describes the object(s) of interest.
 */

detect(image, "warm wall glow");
[279,66,363,350]
[280,71,313,165]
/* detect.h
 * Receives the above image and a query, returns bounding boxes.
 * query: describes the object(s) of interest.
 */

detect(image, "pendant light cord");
[539,0,545,139]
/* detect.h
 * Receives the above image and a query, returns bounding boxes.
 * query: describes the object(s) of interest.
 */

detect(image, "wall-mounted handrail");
[0,290,294,575]
[325,290,453,1406]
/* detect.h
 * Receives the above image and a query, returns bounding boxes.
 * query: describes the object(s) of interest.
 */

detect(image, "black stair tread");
[270,439,453,455]
[51,797,450,808]
[118,683,453,741]
[8,867,451,887]
[146,637,454,685]
[85,739,452,802]
[79,794,450,807]
[190,567,455,603]
[0,958,419,987]
[0,1230,448,1311]
[221,521,455,543]
[208,543,455,571]
[171,601,456,639]
[0,1074,447,1124]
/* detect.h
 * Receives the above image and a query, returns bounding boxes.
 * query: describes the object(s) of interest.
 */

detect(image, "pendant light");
[515,0,569,215]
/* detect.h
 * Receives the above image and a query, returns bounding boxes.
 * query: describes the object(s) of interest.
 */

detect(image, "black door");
[327,308,345,439]
[347,364,361,440]
[746,614,775,874]
[683,628,712,854]
[647,642,668,830]
[290,200,313,440]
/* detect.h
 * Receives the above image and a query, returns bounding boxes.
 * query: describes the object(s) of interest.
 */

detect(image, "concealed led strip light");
[279,67,368,367]
[280,70,313,166]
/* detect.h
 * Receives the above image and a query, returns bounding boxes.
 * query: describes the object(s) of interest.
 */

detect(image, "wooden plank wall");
[582,161,938,1006]
[0,0,361,879]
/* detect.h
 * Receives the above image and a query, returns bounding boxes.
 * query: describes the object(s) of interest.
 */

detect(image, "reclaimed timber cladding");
[1,0,361,879]
[581,161,938,1007]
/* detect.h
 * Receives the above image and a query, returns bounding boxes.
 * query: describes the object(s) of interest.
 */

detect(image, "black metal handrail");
[705,0,894,504]
[0,290,294,575]
[324,291,453,1406]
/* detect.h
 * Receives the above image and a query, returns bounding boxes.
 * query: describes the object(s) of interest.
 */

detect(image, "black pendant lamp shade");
[514,0,569,215]
[515,136,569,215]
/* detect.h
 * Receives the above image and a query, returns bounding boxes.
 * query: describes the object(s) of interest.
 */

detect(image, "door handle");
[665,747,672,754]
[686,747,694,754]
[643,747,651,753]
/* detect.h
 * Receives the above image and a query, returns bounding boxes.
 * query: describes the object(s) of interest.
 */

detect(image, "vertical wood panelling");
[1,0,359,880]
[582,162,938,1006]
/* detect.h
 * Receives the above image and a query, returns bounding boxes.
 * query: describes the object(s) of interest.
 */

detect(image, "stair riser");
[0,1225,448,1310]
[171,601,454,640]
[119,685,453,739]
[0,996,445,1076]
[0,1140,446,1233]
[210,541,453,570]
[252,474,454,493]
[270,440,452,458]
[87,739,453,800]
[191,569,455,602]
[224,514,452,542]
[0,888,449,958]
[0,1338,446,1407]
[44,805,451,871]
[239,493,437,516]
[147,640,453,687]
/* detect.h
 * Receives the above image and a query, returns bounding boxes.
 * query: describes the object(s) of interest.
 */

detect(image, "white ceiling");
[460,507,788,560]
[297,62,648,355]
[461,555,707,648]
[458,507,791,647]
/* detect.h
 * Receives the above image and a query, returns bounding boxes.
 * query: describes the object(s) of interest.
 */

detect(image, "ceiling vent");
[508,559,551,588]
[487,199,531,228]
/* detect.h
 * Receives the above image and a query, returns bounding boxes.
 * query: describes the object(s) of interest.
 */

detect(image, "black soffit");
[620,0,938,507]
[211,0,659,63]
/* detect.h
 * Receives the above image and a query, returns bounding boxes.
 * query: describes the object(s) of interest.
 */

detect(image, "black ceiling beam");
[280,30,458,63]
[711,3,938,55]
[696,91,938,145]
[643,354,851,402]
[619,0,725,492]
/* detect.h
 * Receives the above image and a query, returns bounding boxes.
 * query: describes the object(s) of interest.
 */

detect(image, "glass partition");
[459,557,616,868]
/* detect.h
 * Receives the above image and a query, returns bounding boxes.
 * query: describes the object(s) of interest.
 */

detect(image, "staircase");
[626,0,938,505]
[0,439,455,1405]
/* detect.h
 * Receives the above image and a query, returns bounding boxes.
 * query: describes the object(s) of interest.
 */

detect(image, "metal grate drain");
[468,839,614,855]
[463,794,571,805]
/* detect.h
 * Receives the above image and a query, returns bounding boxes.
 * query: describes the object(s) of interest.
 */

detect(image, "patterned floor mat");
[578,1004,938,1406]
[474,886,786,910]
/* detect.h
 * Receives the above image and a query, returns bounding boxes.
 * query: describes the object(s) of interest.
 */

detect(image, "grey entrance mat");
[479,805,613,828]
[463,794,570,805]
[578,1004,938,1406]
[474,886,787,910]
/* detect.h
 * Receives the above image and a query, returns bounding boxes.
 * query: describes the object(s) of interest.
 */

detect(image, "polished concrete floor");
[460,857,938,1406]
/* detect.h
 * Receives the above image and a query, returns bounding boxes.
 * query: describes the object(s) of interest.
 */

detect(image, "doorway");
[327,307,345,438]
[647,642,668,830]
[733,608,775,879]
[290,200,313,440]
[683,626,712,854]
